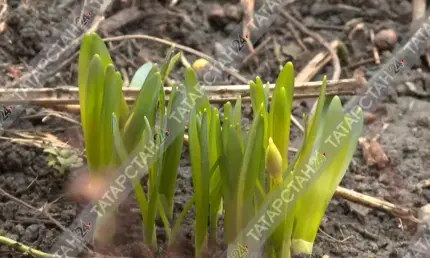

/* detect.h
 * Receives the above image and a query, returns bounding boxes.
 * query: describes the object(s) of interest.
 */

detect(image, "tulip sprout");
[77,33,363,258]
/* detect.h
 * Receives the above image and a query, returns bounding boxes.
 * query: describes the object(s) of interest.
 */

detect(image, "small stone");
[418,204,430,231]
[5,233,19,241]
[395,1,412,17]
[302,16,317,27]
[364,112,377,124]
[243,104,253,118]
[13,224,25,236]
[417,116,430,128]
[138,48,151,64]
[302,37,315,45]
[224,4,243,21]
[374,29,398,51]
[21,224,39,242]
[208,4,229,28]
[214,42,226,58]
[370,242,378,251]
[422,189,430,203]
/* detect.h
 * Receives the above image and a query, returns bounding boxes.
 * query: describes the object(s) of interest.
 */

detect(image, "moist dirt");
[0,0,429,257]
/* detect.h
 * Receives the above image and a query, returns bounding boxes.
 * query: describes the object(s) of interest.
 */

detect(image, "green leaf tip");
[291,239,313,255]
[265,137,283,186]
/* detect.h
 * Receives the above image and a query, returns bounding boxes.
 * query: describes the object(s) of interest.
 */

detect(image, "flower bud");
[192,58,209,73]
[265,138,283,185]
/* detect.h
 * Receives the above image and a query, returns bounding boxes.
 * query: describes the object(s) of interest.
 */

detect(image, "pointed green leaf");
[269,62,294,140]
[272,87,290,170]
[236,104,265,235]
[84,54,105,171]
[189,108,209,257]
[99,65,122,168]
[122,71,162,153]
[184,67,209,113]
[78,34,94,138]
[112,113,151,243]
[129,63,153,89]
[159,87,186,219]
[233,96,244,151]
[292,103,364,254]
[293,76,327,175]
[91,33,114,71]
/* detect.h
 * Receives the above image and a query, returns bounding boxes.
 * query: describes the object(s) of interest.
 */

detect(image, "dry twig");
[240,37,272,67]
[99,7,145,33]
[0,0,8,33]
[307,24,344,31]
[0,187,94,256]
[347,58,374,69]
[335,186,419,222]
[22,110,81,126]
[0,233,130,258]
[348,23,365,40]
[287,23,308,52]
[102,34,248,84]
[296,40,340,82]
[280,8,341,81]
[370,29,381,65]
[0,131,77,151]
[412,0,426,22]
[120,67,129,88]
[241,0,256,53]
[0,79,360,106]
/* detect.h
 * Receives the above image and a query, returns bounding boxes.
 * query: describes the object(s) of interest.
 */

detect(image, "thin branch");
[0,79,360,106]
[296,40,339,82]
[0,187,94,255]
[102,34,248,84]
[241,0,256,53]
[0,187,67,232]
[412,0,426,22]
[286,23,308,52]
[280,8,341,81]
[335,186,419,222]
[0,235,131,258]
[240,37,272,67]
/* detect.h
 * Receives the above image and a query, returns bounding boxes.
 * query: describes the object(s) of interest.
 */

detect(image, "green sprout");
[44,146,83,175]
[187,62,363,257]
[77,33,184,249]
[77,33,363,257]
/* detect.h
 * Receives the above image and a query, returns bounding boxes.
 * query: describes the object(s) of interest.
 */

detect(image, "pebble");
[416,116,430,128]
[374,29,398,51]
[302,16,317,27]
[418,204,430,231]
[243,104,253,118]
[224,4,243,21]
[13,224,25,236]
[21,224,39,242]
[396,1,412,17]
[5,233,19,241]
[208,4,228,27]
